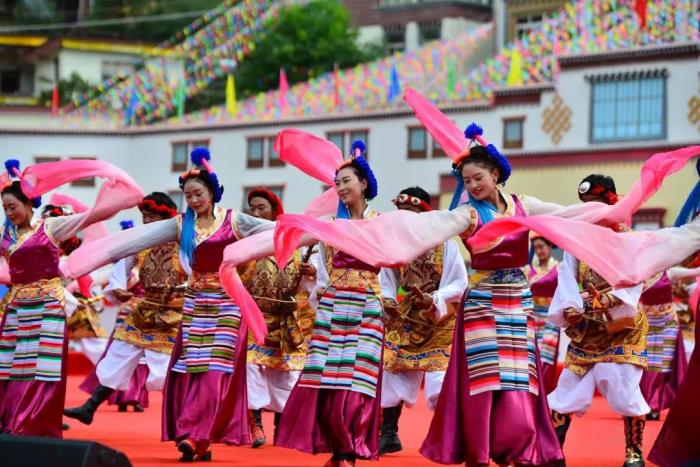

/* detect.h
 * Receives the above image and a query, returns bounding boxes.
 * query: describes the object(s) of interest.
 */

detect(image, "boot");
[273,412,282,441]
[623,416,645,467]
[248,409,266,448]
[551,411,572,447]
[645,411,660,421]
[177,439,196,462]
[63,384,114,425]
[379,404,403,455]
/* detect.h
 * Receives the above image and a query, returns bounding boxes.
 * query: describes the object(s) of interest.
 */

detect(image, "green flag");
[447,59,456,98]
[176,81,186,118]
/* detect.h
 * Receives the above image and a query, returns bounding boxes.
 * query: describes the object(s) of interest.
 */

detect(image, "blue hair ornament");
[464,123,483,140]
[4,159,20,177]
[119,220,134,230]
[190,147,211,166]
[351,140,366,155]
[674,157,700,227]
[485,144,511,184]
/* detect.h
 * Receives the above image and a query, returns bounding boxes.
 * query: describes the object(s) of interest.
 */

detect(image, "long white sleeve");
[308,242,330,310]
[667,266,700,282]
[432,239,468,319]
[380,267,400,301]
[549,252,583,328]
[63,288,80,318]
[103,256,136,302]
[608,283,643,319]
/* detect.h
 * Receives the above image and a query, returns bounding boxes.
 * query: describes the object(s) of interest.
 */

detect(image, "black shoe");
[133,403,144,413]
[645,411,660,421]
[118,403,127,412]
[62,423,70,431]
[63,384,114,425]
[379,405,403,455]
[551,411,572,447]
[177,440,196,462]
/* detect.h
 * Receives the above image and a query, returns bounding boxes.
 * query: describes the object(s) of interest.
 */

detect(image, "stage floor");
[62,375,662,466]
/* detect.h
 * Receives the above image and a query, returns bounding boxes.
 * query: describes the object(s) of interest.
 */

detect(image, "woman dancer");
[63,149,272,461]
[275,141,386,467]
[525,235,560,394]
[0,158,142,437]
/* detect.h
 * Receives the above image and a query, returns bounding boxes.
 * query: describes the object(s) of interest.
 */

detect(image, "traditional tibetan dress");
[526,258,560,393]
[276,211,386,460]
[381,240,466,410]
[245,251,314,412]
[421,194,563,466]
[638,272,687,413]
[0,221,68,437]
[162,208,251,445]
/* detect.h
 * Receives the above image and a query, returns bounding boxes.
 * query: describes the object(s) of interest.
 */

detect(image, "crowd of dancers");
[0,88,699,467]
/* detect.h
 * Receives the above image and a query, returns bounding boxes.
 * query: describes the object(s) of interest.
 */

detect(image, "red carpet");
[60,375,664,466]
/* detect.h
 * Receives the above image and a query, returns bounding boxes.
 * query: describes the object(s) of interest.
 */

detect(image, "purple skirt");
[80,336,150,407]
[0,319,68,438]
[275,387,381,460]
[420,292,563,466]
[640,328,687,412]
[161,322,249,445]
[649,321,700,466]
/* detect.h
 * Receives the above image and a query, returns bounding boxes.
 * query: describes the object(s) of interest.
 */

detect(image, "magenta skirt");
[161,322,249,445]
[0,320,68,438]
[639,328,687,412]
[275,387,381,460]
[80,336,150,407]
[420,293,563,466]
[649,323,700,466]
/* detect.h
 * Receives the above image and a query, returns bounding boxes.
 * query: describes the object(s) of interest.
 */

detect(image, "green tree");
[233,0,382,98]
[38,72,94,107]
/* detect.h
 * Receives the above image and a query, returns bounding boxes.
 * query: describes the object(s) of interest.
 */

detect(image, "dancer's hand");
[563,307,584,325]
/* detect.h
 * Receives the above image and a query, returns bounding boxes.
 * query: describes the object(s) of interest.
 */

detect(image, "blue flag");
[124,88,139,125]
[387,65,401,103]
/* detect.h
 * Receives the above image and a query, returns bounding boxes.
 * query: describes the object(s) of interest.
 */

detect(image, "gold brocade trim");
[8,276,64,303]
[565,343,648,376]
[189,271,222,290]
[328,268,381,295]
[640,302,676,318]
[459,207,478,239]
[383,351,451,372]
[246,345,307,371]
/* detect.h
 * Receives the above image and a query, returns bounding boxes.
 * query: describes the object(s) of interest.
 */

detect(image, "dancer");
[0,158,142,437]
[379,186,466,454]
[244,187,315,447]
[638,271,687,421]
[63,149,273,461]
[64,192,183,425]
[525,235,560,394]
[547,175,648,467]
[275,141,387,467]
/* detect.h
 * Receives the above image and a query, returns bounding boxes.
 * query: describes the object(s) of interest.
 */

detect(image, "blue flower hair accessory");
[178,147,223,203]
[119,220,135,230]
[334,140,378,218]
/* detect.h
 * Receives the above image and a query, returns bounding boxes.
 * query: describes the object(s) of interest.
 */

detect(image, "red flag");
[333,64,341,108]
[51,84,59,117]
[635,0,647,28]
[77,275,93,297]
[279,67,289,112]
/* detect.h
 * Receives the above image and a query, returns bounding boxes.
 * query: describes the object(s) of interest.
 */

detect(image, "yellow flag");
[506,49,524,86]
[226,74,237,117]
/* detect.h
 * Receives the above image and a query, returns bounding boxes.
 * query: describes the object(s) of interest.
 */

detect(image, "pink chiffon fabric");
[49,192,109,243]
[648,312,700,466]
[218,129,342,343]
[420,292,563,466]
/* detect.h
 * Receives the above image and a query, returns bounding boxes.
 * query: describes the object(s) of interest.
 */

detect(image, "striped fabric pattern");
[645,312,678,373]
[298,286,383,398]
[0,293,65,381]
[534,305,560,366]
[463,269,538,396]
[172,287,241,374]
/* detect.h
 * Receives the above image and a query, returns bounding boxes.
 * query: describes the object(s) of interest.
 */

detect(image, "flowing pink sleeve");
[404,87,467,160]
[49,192,110,243]
[274,129,344,185]
[23,160,143,243]
[467,215,700,288]
[274,207,472,269]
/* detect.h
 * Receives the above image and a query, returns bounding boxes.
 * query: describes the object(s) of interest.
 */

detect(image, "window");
[418,21,441,45]
[0,69,20,94]
[268,136,285,167]
[503,117,524,149]
[433,139,446,158]
[171,140,209,172]
[385,25,405,55]
[407,126,427,159]
[632,208,666,230]
[242,185,285,212]
[590,73,666,143]
[515,14,543,39]
[246,137,264,168]
[327,132,345,153]
[349,130,369,159]
[34,156,60,164]
[70,157,96,187]
[167,190,184,212]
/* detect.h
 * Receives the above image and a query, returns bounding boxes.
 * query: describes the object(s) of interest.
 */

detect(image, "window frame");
[588,73,667,144]
[34,156,60,164]
[432,139,446,158]
[171,141,189,172]
[326,131,345,154]
[502,116,525,149]
[267,136,285,167]
[69,157,97,187]
[246,136,265,169]
[407,126,428,159]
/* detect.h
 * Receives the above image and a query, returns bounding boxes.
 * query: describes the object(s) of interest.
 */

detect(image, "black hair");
[178,170,225,202]
[456,145,500,175]
[399,186,431,205]
[2,181,32,206]
[532,237,555,249]
[579,174,617,195]
[338,163,375,200]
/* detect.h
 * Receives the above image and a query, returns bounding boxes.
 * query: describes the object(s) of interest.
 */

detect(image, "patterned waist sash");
[172,275,242,374]
[463,269,538,396]
[298,285,384,398]
[645,310,678,373]
[0,277,65,381]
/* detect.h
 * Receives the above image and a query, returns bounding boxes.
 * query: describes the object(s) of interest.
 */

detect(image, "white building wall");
[58,49,138,84]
